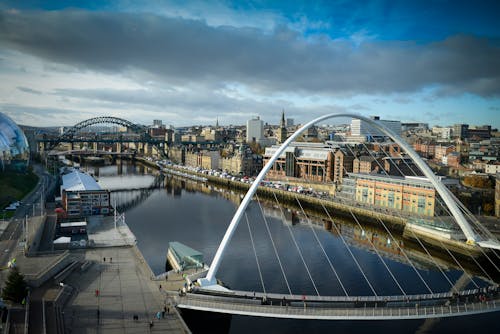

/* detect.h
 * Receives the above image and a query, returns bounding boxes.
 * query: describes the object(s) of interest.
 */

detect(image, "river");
[83,160,500,334]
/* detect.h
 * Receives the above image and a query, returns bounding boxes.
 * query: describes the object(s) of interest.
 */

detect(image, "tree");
[483,202,494,215]
[248,141,264,155]
[1,267,28,303]
[463,175,493,188]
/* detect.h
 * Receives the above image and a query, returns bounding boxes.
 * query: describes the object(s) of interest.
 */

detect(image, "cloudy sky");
[0,0,499,128]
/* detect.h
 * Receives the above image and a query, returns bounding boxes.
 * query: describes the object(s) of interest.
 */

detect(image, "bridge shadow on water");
[181,309,500,334]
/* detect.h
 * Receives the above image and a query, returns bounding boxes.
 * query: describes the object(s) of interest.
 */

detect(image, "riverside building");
[348,173,437,217]
[61,170,111,218]
[263,143,354,183]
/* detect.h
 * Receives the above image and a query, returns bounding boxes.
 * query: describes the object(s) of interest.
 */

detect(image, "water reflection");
[84,160,495,297]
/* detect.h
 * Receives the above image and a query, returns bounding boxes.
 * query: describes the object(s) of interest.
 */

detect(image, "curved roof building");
[0,112,30,172]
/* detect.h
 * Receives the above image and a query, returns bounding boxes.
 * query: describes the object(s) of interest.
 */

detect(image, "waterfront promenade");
[0,168,191,333]
[61,246,190,334]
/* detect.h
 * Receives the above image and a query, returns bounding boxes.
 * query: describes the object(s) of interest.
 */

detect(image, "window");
[362,189,369,202]
[388,192,395,208]
[417,197,426,214]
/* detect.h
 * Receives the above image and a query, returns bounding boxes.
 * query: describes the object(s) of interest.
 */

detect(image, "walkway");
[62,247,190,334]
[175,292,500,320]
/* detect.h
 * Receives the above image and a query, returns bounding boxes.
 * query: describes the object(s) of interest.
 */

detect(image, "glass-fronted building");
[0,113,30,172]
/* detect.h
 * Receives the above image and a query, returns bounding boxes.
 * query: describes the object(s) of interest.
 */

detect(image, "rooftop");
[348,172,436,188]
[169,241,203,258]
[62,170,102,192]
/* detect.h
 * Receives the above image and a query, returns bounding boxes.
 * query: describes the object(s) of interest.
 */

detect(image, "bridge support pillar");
[117,161,123,175]
[116,142,122,153]
[92,142,97,151]
[71,142,75,150]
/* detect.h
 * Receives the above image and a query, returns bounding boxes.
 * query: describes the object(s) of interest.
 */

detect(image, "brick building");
[353,156,381,174]
[263,143,354,183]
[350,173,436,216]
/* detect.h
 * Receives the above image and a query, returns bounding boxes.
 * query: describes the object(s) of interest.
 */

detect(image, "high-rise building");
[153,119,163,127]
[468,125,491,140]
[351,116,401,141]
[246,116,264,143]
[452,124,469,140]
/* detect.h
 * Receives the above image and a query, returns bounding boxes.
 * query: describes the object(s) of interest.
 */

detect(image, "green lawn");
[0,169,39,210]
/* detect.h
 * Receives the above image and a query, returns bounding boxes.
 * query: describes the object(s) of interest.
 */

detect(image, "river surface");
[84,161,500,334]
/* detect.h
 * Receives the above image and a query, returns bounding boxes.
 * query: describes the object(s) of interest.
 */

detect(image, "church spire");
[277,109,288,144]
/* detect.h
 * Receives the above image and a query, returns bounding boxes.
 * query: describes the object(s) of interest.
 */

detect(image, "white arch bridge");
[174,113,500,320]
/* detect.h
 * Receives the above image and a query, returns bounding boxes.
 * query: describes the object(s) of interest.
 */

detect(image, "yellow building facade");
[353,174,436,216]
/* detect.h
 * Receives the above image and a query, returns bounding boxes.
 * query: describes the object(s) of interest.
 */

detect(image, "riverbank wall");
[137,158,407,229]
[135,158,486,259]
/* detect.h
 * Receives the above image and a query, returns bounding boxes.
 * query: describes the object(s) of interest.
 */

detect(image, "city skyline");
[1,1,499,128]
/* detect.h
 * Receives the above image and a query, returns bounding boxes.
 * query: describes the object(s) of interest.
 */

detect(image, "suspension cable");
[283,193,349,296]
[255,194,293,295]
[382,140,500,277]
[286,151,352,296]
[321,202,378,296]
[269,192,320,296]
[347,208,407,296]
[375,216,434,294]
[354,139,480,288]
[295,199,350,297]
[245,212,267,294]
[343,142,458,291]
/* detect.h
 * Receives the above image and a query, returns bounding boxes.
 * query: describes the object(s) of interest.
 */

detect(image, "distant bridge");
[47,149,135,157]
[37,116,166,157]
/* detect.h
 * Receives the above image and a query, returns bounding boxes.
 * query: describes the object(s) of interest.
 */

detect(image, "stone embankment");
[136,157,486,259]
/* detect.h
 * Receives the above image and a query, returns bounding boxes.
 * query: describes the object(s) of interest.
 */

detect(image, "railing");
[196,286,497,304]
[176,293,500,320]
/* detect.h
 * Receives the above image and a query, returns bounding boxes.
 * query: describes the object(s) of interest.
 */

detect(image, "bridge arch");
[60,116,146,140]
[201,112,477,286]
[46,116,165,157]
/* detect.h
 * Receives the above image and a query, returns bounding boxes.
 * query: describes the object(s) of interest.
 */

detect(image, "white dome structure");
[0,112,30,172]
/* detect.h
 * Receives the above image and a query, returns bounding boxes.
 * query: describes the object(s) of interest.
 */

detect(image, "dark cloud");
[1,10,499,97]
[0,103,93,125]
[17,86,42,95]
[50,87,333,125]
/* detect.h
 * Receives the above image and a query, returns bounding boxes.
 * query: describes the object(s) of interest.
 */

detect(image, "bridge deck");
[174,292,500,320]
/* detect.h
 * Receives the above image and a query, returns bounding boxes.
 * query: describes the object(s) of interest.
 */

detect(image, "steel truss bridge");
[172,113,500,321]
[37,116,166,157]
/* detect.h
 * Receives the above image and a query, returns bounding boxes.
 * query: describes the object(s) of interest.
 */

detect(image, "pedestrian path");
[62,247,190,333]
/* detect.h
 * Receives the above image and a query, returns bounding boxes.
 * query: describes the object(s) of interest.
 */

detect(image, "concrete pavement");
[62,247,190,334]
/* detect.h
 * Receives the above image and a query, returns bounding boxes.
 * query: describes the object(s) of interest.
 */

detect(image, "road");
[0,164,56,269]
